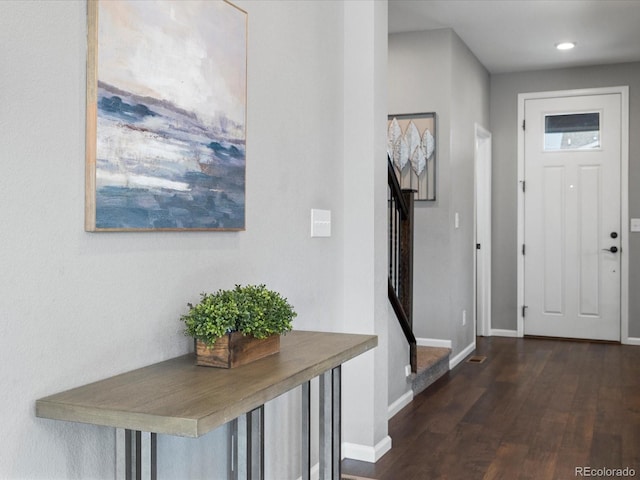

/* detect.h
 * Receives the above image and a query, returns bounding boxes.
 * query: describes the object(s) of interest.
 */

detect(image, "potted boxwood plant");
[181,284,296,368]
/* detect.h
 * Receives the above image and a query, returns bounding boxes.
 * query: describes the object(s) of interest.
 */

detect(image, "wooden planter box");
[195,332,280,368]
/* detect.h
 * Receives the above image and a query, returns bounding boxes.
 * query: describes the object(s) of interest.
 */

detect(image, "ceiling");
[388,0,640,74]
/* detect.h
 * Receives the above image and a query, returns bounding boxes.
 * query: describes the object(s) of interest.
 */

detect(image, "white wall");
[490,63,640,337]
[388,29,489,365]
[0,1,388,478]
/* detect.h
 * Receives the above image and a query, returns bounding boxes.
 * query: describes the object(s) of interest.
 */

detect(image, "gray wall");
[389,30,453,342]
[0,1,389,478]
[449,33,491,352]
[387,303,411,406]
[341,0,391,458]
[490,63,640,337]
[388,29,490,359]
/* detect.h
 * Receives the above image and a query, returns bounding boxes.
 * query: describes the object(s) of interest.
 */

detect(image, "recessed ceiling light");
[556,42,576,51]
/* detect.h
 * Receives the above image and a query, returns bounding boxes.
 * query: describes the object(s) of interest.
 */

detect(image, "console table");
[36,330,377,480]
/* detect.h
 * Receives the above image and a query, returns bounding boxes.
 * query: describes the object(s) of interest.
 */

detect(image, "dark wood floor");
[342,336,640,480]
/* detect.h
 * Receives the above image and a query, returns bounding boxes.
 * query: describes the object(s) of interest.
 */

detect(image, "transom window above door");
[544,112,600,151]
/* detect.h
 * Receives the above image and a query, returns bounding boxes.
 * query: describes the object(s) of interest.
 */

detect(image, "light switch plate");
[311,209,331,237]
[631,218,640,232]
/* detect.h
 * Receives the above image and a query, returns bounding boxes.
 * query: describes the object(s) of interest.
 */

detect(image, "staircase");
[410,345,451,395]
[388,155,450,389]
[387,156,417,372]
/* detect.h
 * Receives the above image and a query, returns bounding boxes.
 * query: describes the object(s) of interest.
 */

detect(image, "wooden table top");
[35,330,377,437]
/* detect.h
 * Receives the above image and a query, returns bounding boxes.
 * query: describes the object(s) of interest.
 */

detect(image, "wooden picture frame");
[86,0,247,231]
[387,112,436,201]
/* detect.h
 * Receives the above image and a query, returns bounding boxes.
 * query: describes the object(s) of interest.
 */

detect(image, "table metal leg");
[246,405,264,480]
[123,429,132,480]
[229,418,239,480]
[319,366,341,480]
[332,366,341,479]
[118,429,156,480]
[301,381,311,480]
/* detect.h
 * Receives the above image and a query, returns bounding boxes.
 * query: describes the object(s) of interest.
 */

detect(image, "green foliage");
[181,285,296,345]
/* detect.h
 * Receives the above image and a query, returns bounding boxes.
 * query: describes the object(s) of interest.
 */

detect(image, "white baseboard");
[342,435,392,463]
[416,337,452,349]
[623,337,640,346]
[490,329,519,337]
[296,462,319,480]
[449,341,476,369]
[388,390,413,419]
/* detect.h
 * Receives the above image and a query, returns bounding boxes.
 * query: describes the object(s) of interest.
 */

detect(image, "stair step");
[411,346,451,395]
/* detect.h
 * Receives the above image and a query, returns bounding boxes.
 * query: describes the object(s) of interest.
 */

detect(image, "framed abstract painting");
[85,0,247,231]
[387,112,436,201]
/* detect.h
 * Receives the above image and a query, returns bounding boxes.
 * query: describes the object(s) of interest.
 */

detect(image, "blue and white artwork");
[87,0,247,230]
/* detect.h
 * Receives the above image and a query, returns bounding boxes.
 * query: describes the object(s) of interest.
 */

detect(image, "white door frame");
[516,86,630,343]
[474,124,492,336]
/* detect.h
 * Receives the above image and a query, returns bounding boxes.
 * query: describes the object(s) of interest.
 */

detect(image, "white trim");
[624,337,640,346]
[342,435,392,462]
[388,390,413,419]
[490,329,518,338]
[619,87,630,345]
[474,124,493,338]
[449,340,476,370]
[516,90,527,337]
[416,337,452,349]
[517,86,630,342]
[296,463,319,480]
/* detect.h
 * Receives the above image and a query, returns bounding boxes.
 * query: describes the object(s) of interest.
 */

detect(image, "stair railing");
[387,156,417,373]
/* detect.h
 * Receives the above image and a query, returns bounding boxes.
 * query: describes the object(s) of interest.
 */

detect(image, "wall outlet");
[405,365,412,377]
[462,309,467,326]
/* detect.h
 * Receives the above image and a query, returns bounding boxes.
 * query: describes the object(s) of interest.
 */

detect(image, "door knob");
[603,246,618,253]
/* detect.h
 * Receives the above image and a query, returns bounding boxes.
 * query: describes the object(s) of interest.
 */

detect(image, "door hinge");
[476,243,481,250]
[522,244,526,255]
[521,180,526,193]
[522,119,526,131]
[522,305,528,318]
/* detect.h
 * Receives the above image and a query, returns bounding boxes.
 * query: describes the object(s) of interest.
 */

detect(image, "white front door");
[523,92,622,341]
